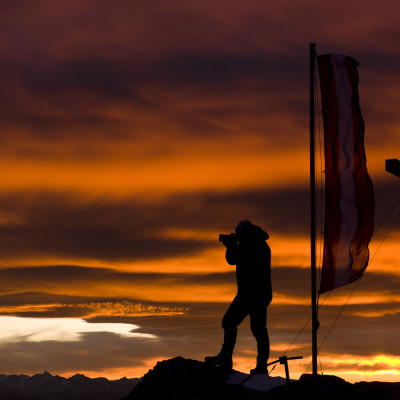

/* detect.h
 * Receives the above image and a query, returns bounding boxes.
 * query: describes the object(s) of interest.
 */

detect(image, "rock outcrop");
[122,357,400,400]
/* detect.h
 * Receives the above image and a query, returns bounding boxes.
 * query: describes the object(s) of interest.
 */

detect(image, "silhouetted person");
[205,220,272,374]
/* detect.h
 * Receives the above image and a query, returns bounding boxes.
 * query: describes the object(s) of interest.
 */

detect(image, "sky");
[1,0,400,383]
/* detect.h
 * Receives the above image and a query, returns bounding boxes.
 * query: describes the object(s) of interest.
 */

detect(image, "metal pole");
[309,42,318,375]
[283,360,290,384]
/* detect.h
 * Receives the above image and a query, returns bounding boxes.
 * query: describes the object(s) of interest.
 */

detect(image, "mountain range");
[0,370,139,400]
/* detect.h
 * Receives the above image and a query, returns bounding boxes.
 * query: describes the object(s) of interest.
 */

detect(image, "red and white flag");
[318,54,374,294]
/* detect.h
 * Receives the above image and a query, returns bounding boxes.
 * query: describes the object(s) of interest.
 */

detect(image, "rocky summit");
[121,357,266,400]
[122,357,400,400]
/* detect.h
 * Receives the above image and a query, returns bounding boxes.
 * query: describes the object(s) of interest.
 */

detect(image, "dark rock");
[122,357,400,400]
[353,381,400,400]
[266,373,353,400]
[121,356,266,400]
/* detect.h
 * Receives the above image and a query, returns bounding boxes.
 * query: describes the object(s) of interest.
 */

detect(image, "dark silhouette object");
[0,371,139,400]
[123,357,273,400]
[123,357,400,400]
[385,158,400,178]
[205,220,272,375]
[240,356,303,386]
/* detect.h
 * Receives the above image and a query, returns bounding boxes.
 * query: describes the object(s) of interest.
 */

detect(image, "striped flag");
[317,54,374,294]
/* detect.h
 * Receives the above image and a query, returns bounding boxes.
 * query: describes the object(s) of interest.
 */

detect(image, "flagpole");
[309,42,318,375]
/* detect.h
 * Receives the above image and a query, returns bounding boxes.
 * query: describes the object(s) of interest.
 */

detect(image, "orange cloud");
[0,146,310,195]
[314,354,400,383]
[0,301,186,318]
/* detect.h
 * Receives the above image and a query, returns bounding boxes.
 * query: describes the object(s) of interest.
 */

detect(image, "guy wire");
[310,191,400,368]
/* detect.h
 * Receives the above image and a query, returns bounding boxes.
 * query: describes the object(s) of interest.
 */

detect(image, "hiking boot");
[250,362,268,375]
[251,335,269,375]
[204,352,233,371]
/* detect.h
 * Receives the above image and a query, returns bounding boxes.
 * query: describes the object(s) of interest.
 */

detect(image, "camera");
[219,233,238,245]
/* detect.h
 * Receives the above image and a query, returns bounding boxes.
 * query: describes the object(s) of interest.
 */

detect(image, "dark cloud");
[2,3,398,152]
[0,186,310,261]
[23,59,140,99]
[0,49,308,149]
[144,50,305,88]
[1,1,400,165]
[0,332,170,375]
[0,179,398,262]
[0,265,235,290]
[0,191,213,261]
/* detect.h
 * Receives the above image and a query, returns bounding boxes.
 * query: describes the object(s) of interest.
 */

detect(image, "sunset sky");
[1,0,400,383]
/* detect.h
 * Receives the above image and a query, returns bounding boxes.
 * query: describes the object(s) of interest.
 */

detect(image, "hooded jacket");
[225,223,272,303]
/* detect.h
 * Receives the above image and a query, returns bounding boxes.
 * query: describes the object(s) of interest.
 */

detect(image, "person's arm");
[225,244,240,265]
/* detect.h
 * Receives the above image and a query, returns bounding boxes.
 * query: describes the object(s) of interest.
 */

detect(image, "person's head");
[235,220,269,244]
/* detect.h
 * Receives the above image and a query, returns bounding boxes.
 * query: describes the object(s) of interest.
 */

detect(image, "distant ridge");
[122,357,400,400]
[0,371,139,400]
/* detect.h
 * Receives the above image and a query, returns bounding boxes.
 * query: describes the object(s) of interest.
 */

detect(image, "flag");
[317,54,374,293]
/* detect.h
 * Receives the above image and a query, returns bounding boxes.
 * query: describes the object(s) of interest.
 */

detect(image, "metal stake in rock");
[240,355,303,386]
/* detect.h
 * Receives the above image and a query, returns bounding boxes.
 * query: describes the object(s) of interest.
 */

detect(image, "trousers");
[221,294,270,362]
